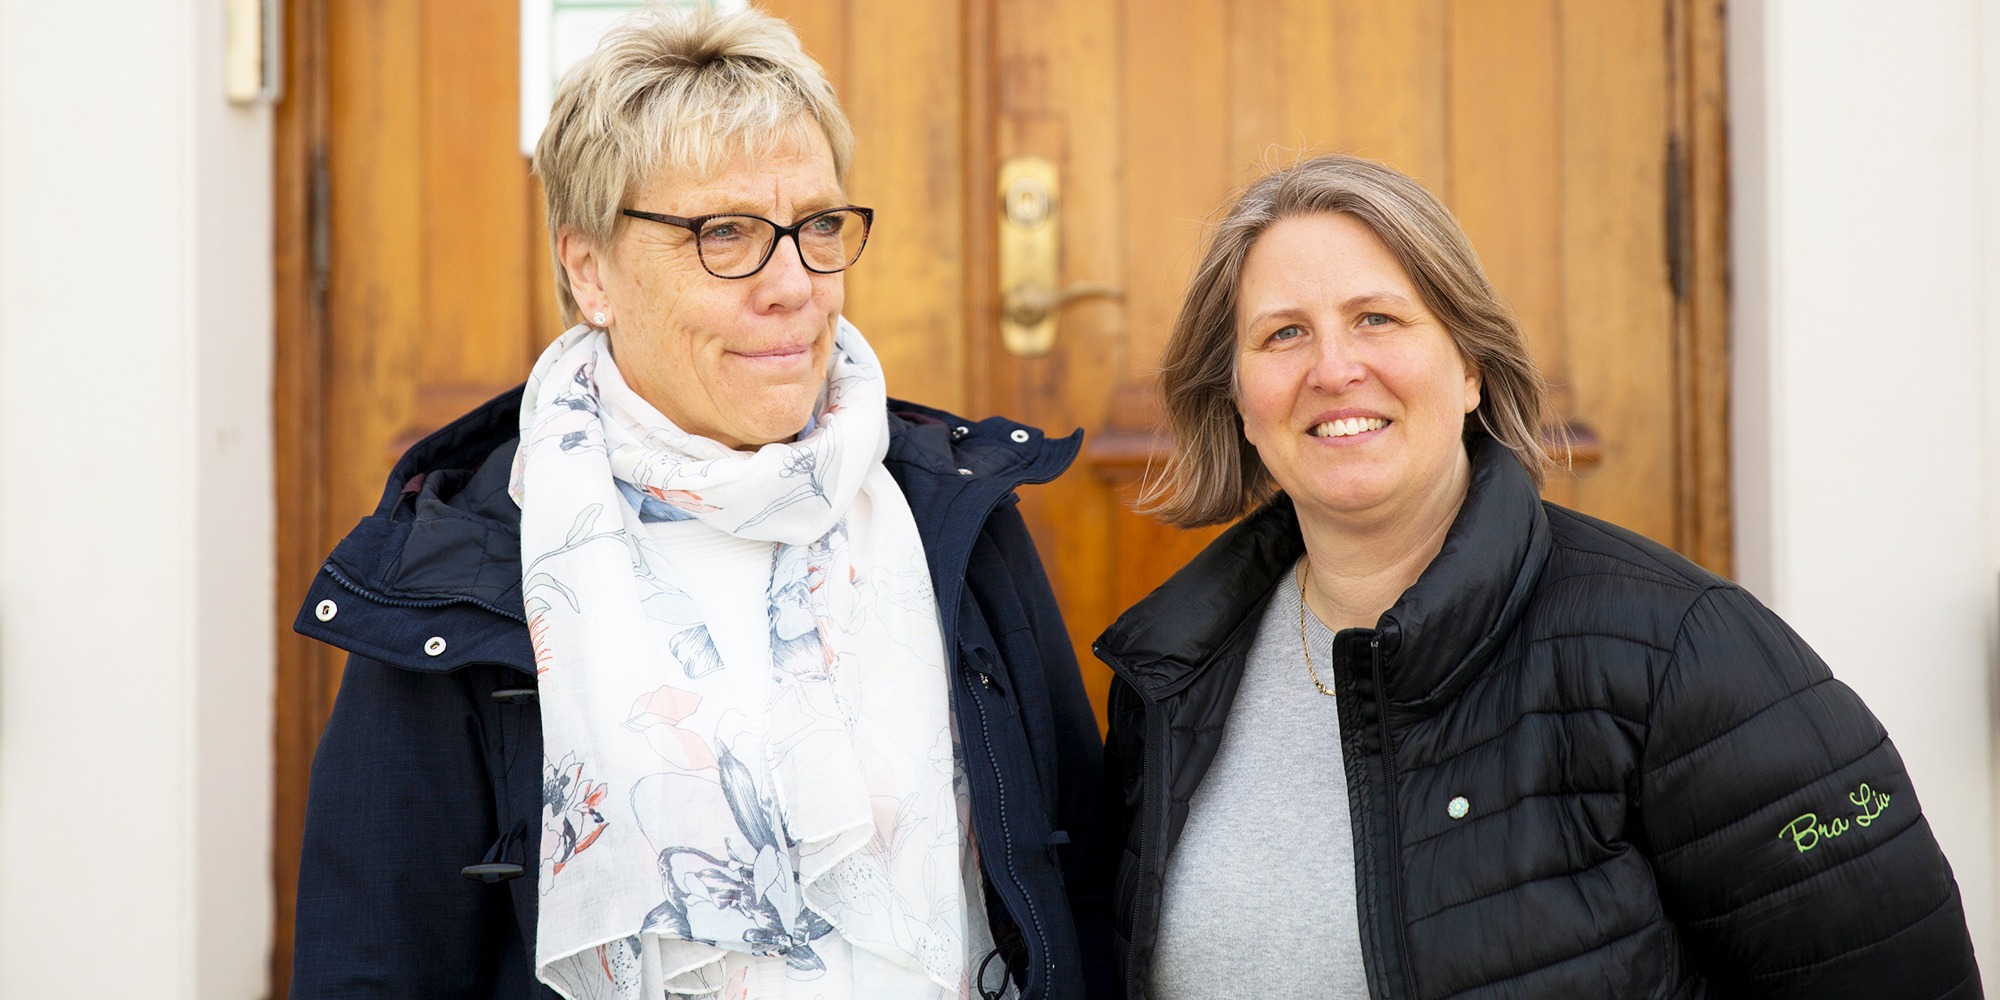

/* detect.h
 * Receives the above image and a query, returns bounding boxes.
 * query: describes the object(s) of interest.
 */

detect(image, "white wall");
[1732,0,2000,983]
[0,1,275,997]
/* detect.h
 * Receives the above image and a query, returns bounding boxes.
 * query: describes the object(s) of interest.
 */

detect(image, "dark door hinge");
[309,147,331,308]
[1664,135,1688,303]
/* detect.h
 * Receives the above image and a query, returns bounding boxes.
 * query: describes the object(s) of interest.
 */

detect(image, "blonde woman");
[1097,154,1978,999]
[291,8,1109,999]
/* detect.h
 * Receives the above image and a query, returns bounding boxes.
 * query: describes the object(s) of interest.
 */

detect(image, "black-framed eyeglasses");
[619,205,874,279]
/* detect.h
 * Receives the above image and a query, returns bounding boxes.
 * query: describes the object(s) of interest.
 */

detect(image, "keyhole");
[1005,177,1050,227]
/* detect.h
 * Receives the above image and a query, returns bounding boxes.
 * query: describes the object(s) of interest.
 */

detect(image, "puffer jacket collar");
[302,385,1082,674]
[1374,434,1552,719]
[1092,490,1302,699]
[1098,434,1553,720]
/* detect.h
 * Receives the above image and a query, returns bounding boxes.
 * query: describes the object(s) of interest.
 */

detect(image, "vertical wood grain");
[843,0,968,411]
[1560,0,1677,545]
[1228,0,1340,173]
[1124,0,1229,375]
[961,0,1000,422]
[1329,0,1450,189]
[1445,0,1572,506]
[420,0,533,385]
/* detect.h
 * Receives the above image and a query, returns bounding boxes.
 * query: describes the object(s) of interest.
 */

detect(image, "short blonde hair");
[533,4,855,324]
[1144,154,1552,528]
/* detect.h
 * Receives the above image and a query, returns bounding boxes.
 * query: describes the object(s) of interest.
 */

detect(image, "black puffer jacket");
[1096,435,1980,999]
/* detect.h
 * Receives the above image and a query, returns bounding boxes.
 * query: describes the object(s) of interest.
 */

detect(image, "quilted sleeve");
[1639,586,1980,997]
[291,655,526,999]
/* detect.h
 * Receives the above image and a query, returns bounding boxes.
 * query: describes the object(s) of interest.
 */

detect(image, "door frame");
[1666,0,1733,577]
[267,0,1730,991]
[271,0,332,991]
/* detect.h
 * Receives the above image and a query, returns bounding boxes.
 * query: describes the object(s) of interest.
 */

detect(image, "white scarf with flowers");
[511,322,989,1000]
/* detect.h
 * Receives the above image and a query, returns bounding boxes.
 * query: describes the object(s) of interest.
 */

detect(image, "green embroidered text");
[1778,782,1892,854]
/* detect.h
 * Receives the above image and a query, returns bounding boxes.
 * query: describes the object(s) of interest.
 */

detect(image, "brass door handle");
[999,157,1121,357]
[1002,281,1123,329]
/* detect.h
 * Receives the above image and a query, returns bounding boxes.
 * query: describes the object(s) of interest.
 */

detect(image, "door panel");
[271,0,1727,991]
[970,0,1725,731]
[764,0,972,414]
[1561,1,1680,541]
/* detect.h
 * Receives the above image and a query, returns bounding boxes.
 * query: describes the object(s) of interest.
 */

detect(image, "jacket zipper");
[964,647,1054,994]
[323,563,526,623]
[1371,633,1419,999]
[949,477,1061,997]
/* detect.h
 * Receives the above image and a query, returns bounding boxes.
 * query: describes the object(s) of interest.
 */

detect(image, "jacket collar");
[1093,493,1304,700]
[878,398,1081,645]
[883,397,1081,487]
[1376,434,1550,714]
[371,385,525,518]
[1097,434,1550,716]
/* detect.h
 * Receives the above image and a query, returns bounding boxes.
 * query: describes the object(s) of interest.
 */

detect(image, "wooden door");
[272,0,1726,991]
[905,0,1727,720]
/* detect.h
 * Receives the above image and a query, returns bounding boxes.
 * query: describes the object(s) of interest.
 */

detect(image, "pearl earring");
[592,311,607,327]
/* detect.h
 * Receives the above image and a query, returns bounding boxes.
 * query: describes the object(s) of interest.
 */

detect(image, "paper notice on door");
[520,0,749,157]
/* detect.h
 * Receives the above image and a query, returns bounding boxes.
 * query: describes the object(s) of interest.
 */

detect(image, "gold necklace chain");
[1296,553,1336,697]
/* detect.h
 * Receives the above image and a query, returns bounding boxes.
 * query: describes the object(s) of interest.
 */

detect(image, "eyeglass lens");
[697,209,868,278]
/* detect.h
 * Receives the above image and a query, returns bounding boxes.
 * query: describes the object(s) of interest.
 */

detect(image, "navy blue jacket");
[291,387,1114,1000]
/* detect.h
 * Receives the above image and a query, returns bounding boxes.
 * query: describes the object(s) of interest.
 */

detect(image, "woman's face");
[1234,212,1481,528]
[564,127,845,450]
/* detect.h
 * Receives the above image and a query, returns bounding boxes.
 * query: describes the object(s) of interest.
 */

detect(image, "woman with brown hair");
[1095,153,1979,999]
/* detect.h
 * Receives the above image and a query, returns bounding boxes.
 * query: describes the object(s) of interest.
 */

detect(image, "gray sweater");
[1150,566,1369,999]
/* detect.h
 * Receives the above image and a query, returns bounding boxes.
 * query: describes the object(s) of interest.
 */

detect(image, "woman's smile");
[1233,212,1480,526]
[1306,411,1392,443]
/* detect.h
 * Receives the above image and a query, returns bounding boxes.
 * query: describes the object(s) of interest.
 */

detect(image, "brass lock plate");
[999,156,1060,357]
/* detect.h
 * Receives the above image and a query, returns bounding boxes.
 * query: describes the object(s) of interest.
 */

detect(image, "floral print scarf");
[510,322,987,999]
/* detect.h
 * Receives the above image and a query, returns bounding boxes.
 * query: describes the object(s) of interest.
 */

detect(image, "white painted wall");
[0,0,275,997]
[1732,0,2000,984]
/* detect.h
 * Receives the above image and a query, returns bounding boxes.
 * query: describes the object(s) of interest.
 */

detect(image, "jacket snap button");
[424,636,448,657]
[314,599,337,622]
[958,468,974,476]
[459,862,525,883]
[951,425,970,441]
[1009,428,1031,443]
[1447,796,1471,820]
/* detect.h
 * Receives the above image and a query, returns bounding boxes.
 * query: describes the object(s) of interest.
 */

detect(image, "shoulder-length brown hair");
[1142,154,1552,528]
